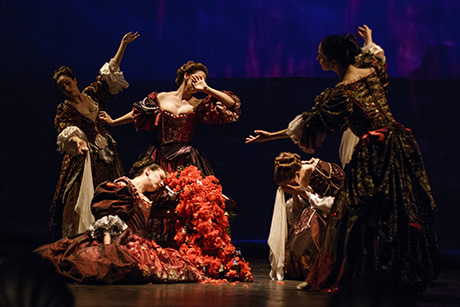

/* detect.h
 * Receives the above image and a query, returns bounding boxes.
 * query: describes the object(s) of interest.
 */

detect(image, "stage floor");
[68,257,460,307]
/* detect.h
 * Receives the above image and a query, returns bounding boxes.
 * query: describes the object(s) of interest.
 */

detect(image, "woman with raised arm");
[50,32,140,239]
[247,25,439,293]
[100,60,241,176]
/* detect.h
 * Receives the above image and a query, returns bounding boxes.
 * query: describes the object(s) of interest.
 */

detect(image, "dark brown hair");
[52,66,76,83]
[273,152,301,185]
[129,157,162,178]
[175,61,208,87]
[320,34,361,67]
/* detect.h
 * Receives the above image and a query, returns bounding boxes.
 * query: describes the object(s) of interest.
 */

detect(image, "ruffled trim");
[335,68,376,87]
[196,91,242,124]
[339,128,359,167]
[133,94,162,132]
[88,215,128,242]
[286,114,315,154]
[99,58,129,95]
[57,126,88,156]
[361,42,386,63]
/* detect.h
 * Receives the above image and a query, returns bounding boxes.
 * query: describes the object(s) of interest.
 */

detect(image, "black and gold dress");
[288,42,440,292]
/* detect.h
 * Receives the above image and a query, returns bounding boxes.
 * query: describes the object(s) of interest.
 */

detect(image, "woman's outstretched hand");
[245,130,271,144]
[121,31,140,45]
[70,136,89,155]
[358,24,373,45]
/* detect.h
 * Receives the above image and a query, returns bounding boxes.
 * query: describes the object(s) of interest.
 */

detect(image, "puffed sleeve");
[91,181,136,223]
[355,42,389,93]
[132,92,162,132]
[195,90,242,124]
[288,88,352,153]
[82,59,129,111]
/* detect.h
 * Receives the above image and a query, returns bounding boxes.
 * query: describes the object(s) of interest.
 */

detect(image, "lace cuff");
[88,215,128,242]
[99,58,129,95]
[308,193,334,215]
[57,126,88,156]
[286,114,313,153]
[339,128,359,168]
[361,42,386,63]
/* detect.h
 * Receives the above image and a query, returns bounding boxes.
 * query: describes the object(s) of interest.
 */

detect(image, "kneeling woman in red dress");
[36,160,203,284]
[36,159,252,284]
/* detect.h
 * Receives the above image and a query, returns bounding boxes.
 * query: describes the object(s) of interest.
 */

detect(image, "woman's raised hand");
[191,74,208,92]
[121,31,140,45]
[358,25,373,45]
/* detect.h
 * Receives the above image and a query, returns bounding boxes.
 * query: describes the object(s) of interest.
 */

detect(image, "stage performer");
[268,152,344,281]
[246,25,439,293]
[99,60,241,177]
[36,161,204,284]
[50,31,140,239]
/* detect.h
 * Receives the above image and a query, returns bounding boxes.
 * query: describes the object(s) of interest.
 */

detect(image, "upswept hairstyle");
[273,152,302,185]
[52,66,76,83]
[320,34,361,67]
[129,157,162,178]
[175,61,208,87]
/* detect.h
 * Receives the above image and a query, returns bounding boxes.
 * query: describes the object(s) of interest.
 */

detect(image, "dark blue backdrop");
[1,1,459,255]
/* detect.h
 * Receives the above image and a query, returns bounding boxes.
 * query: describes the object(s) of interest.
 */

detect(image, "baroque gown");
[36,178,203,284]
[268,159,345,280]
[287,42,440,292]
[132,91,241,176]
[50,59,126,239]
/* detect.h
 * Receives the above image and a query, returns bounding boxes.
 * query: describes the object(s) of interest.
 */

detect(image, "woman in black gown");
[246,25,439,293]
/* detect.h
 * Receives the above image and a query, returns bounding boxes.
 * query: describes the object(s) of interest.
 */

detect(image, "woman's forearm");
[204,86,236,108]
[269,129,289,140]
[112,111,134,126]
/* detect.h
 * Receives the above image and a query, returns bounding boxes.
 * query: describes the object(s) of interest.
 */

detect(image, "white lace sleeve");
[307,192,334,215]
[57,126,88,156]
[361,42,386,63]
[88,215,128,242]
[285,114,315,154]
[99,58,129,95]
[339,128,359,167]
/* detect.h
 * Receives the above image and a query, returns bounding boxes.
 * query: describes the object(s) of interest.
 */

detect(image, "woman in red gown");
[100,60,241,176]
[36,160,203,284]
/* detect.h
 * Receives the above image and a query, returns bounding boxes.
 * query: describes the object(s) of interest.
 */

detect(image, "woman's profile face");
[56,75,79,98]
[146,168,166,192]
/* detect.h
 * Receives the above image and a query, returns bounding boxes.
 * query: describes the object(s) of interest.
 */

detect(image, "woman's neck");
[68,92,85,104]
[130,177,146,195]
[175,83,193,101]
[335,65,354,81]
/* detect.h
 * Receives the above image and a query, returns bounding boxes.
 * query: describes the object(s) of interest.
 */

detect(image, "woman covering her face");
[100,60,241,177]
[268,152,344,281]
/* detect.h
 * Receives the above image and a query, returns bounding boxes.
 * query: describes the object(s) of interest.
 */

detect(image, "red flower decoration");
[164,166,253,282]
